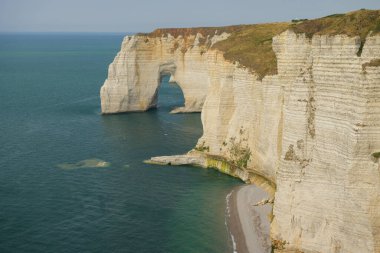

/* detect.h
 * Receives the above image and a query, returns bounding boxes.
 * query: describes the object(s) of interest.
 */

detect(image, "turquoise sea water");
[0,34,241,253]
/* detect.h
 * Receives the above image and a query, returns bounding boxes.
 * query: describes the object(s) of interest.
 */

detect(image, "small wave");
[57,158,110,170]
[226,190,233,217]
[225,190,238,253]
[231,234,238,253]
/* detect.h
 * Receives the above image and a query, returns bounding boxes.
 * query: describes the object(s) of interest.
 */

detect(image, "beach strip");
[227,185,273,253]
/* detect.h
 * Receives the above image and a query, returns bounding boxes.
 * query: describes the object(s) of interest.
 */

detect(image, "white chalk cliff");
[100,15,380,253]
[100,32,230,113]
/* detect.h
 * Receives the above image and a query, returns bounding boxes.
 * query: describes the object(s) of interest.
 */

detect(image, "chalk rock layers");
[100,29,380,253]
[197,31,380,253]
[272,32,380,253]
[100,32,229,113]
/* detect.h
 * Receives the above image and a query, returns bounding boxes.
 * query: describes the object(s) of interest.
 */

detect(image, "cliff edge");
[100,9,380,253]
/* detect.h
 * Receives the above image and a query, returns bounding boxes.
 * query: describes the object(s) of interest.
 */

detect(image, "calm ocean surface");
[0,33,241,253]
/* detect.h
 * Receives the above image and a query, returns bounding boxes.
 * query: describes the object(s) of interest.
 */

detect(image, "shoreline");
[227,185,273,253]
[146,153,275,252]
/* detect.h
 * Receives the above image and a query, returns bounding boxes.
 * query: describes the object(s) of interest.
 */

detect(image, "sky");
[0,0,379,33]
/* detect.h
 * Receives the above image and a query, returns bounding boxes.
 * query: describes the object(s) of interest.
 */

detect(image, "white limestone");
[100,30,380,253]
[100,33,229,113]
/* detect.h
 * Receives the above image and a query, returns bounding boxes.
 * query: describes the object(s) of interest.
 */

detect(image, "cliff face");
[100,11,380,253]
[272,32,380,253]
[198,31,380,253]
[100,32,230,113]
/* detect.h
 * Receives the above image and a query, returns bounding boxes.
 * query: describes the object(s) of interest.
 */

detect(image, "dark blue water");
[0,34,241,253]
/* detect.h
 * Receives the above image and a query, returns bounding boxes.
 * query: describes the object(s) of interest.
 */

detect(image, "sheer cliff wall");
[100,15,380,253]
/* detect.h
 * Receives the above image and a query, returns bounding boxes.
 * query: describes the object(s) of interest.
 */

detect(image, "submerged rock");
[57,158,110,170]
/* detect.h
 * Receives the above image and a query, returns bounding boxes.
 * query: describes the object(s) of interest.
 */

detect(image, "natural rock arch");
[148,62,180,111]
[100,35,210,114]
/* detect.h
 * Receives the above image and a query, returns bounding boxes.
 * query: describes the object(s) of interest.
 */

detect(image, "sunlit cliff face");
[100,12,380,252]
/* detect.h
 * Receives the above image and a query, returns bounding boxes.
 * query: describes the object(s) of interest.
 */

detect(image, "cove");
[0,33,242,253]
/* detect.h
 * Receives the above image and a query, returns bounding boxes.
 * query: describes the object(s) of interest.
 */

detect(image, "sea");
[0,33,242,253]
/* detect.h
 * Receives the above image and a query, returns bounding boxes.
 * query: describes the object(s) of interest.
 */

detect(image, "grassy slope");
[212,22,290,79]
[140,25,244,38]
[144,9,380,80]
[291,9,380,40]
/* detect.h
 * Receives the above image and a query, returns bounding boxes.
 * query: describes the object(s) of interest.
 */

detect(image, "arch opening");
[156,74,185,113]
[149,62,186,113]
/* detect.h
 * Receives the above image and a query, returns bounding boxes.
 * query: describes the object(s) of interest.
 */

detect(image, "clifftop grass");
[138,25,244,38]
[212,22,290,80]
[291,9,380,40]
[144,9,380,80]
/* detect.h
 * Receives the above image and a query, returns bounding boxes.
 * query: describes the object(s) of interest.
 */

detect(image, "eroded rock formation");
[100,10,380,253]
[100,32,229,113]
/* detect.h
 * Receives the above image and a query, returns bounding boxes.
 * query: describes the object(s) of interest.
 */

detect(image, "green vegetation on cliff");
[212,22,290,80]
[141,26,243,38]
[144,9,380,80]
[362,59,380,70]
[290,9,380,40]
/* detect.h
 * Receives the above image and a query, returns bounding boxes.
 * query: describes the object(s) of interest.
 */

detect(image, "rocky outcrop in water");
[101,10,380,253]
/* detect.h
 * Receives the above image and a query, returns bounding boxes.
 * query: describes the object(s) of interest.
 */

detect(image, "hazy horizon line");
[1,7,378,34]
[0,31,136,34]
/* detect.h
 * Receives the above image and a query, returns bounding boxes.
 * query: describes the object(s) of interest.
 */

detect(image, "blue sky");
[0,0,379,33]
